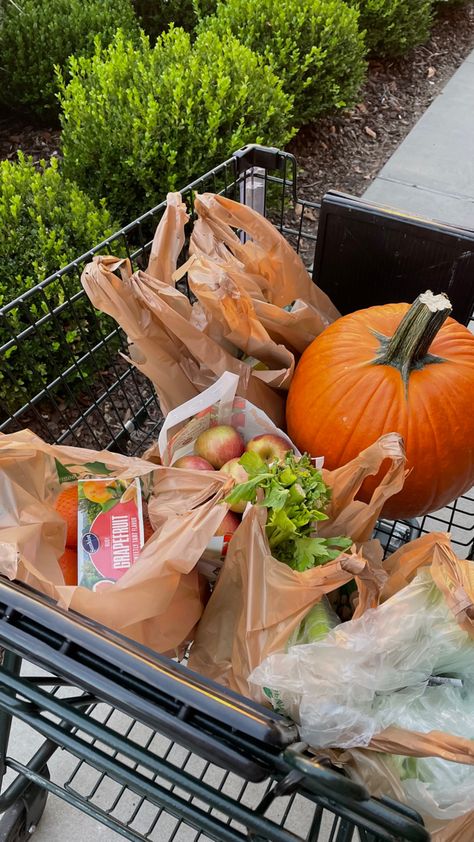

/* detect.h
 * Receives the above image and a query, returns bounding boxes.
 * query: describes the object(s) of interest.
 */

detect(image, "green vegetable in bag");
[225,451,352,570]
[288,597,340,648]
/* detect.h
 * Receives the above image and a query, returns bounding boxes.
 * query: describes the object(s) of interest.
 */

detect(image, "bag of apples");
[157,371,306,582]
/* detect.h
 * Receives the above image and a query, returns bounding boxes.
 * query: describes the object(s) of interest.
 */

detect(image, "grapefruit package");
[77,477,145,590]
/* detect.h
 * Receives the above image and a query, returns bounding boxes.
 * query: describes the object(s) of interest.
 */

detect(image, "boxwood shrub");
[345,0,433,56]
[0,154,117,414]
[199,0,367,125]
[59,28,295,222]
[0,0,140,117]
[192,0,218,18]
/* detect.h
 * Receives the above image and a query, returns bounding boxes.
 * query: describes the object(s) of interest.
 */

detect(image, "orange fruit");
[54,485,78,548]
[58,547,77,586]
[81,480,116,505]
[143,515,154,544]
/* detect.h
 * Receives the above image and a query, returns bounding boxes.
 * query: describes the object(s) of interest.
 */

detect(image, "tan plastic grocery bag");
[146,191,189,285]
[81,192,293,424]
[189,433,406,695]
[191,193,340,317]
[179,252,326,365]
[188,193,340,354]
[82,256,289,425]
[433,812,474,842]
[0,429,232,655]
[327,747,474,842]
[331,722,474,841]
[381,529,474,638]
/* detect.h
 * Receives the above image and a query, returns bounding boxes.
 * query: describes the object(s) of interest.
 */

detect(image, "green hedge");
[192,0,219,17]
[0,0,140,117]
[200,0,367,126]
[0,154,117,413]
[59,28,295,223]
[345,0,433,56]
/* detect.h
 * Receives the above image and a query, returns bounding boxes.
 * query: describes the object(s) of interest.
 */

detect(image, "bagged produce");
[330,749,474,842]
[157,370,296,466]
[189,432,406,696]
[0,429,232,655]
[250,533,474,839]
[156,370,299,581]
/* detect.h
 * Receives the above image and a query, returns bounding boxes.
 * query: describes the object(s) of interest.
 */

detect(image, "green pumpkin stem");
[378,290,452,375]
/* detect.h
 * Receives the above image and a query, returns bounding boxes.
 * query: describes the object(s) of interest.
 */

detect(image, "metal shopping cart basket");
[0,144,473,842]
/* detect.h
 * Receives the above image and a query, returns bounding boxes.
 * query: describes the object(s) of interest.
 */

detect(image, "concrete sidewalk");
[363,48,474,228]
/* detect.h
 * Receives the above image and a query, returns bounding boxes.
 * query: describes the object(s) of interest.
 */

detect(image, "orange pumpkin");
[286,291,474,520]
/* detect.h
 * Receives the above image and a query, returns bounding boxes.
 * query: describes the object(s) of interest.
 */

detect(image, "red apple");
[245,434,292,464]
[214,510,241,537]
[220,458,249,513]
[172,455,214,470]
[195,425,245,469]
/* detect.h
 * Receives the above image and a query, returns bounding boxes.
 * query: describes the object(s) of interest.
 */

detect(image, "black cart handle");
[283,743,368,801]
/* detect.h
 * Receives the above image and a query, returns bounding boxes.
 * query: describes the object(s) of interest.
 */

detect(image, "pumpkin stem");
[377,290,452,376]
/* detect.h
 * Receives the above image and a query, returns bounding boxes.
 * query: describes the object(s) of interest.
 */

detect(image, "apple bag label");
[158,371,298,467]
[158,371,237,466]
[77,477,144,591]
[197,531,235,583]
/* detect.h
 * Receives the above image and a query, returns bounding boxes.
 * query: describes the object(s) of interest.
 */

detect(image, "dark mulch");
[0,109,61,163]
[288,2,474,202]
[4,347,164,454]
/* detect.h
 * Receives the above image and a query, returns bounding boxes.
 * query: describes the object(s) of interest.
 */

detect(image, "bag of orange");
[55,485,79,585]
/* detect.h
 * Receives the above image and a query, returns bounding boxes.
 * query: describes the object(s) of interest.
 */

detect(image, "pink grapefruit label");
[77,477,144,589]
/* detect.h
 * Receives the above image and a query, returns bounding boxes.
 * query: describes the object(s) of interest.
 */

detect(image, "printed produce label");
[77,477,144,590]
[158,371,298,467]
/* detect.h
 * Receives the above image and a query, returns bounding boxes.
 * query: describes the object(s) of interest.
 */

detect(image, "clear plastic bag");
[253,535,474,836]
[250,569,474,749]
[390,681,474,821]
[263,597,340,716]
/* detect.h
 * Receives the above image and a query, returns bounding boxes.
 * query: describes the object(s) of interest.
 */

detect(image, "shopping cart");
[0,145,473,842]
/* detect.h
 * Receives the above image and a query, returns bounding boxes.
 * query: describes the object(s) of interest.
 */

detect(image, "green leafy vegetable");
[288,597,339,647]
[225,451,352,570]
